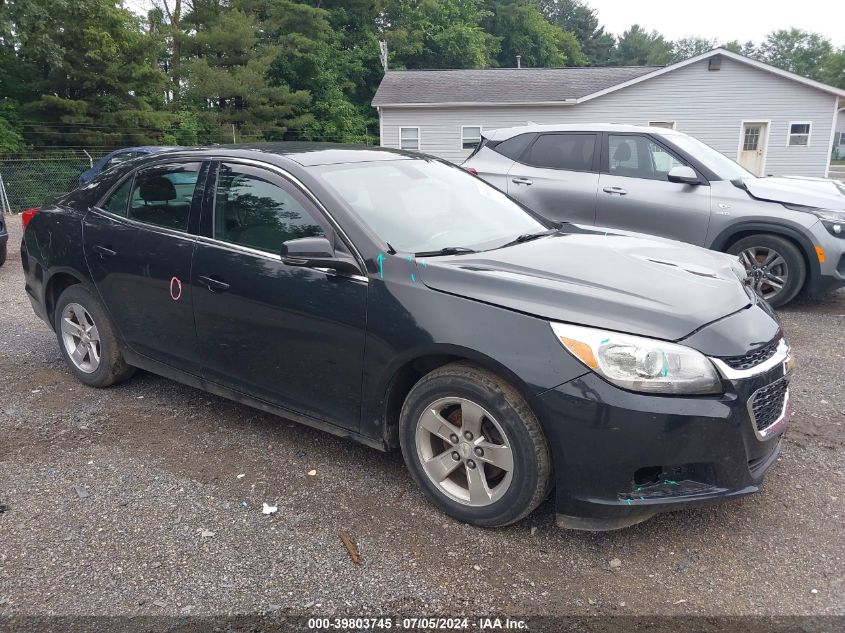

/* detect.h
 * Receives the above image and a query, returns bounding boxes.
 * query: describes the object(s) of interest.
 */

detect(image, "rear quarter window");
[492,133,537,160]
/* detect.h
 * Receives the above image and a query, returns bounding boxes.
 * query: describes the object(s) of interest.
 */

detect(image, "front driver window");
[128,163,201,231]
[214,164,325,254]
[608,135,685,181]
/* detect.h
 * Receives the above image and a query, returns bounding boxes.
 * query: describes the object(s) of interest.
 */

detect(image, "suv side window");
[493,133,536,160]
[128,163,201,231]
[213,163,326,254]
[524,133,596,171]
[608,135,685,181]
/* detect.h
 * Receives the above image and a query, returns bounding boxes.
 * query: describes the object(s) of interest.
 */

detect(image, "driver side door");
[596,133,712,246]
[192,161,368,431]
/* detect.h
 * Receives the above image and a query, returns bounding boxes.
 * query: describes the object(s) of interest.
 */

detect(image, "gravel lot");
[1,217,843,627]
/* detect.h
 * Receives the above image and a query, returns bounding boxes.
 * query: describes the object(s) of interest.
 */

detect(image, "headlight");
[821,219,844,238]
[551,323,722,395]
[783,204,845,238]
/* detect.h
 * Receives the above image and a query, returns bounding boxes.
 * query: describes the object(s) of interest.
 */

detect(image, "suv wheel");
[54,284,135,387]
[0,241,7,267]
[728,234,806,308]
[399,362,551,527]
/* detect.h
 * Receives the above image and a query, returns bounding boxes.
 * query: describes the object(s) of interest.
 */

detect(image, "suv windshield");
[663,133,753,181]
[315,159,547,253]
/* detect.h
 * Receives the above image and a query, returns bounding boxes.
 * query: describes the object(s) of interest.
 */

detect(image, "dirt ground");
[0,218,843,628]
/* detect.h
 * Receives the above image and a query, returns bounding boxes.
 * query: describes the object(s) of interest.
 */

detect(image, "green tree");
[0,0,170,148]
[537,0,615,66]
[819,48,845,89]
[758,29,833,79]
[482,0,586,67]
[671,37,718,62]
[612,25,673,66]
[381,0,497,69]
[723,40,757,57]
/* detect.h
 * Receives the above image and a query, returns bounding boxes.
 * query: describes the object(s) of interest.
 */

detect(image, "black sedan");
[21,144,793,530]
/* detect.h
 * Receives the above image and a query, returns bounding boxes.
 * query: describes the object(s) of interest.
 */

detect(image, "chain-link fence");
[0,151,106,212]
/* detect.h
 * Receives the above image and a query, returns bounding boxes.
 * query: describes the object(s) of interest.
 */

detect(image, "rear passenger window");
[128,163,201,231]
[524,134,596,171]
[493,133,536,160]
[101,177,133,216]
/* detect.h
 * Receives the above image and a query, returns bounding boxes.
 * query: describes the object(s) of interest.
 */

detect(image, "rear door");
[191,161,367,430]
[506,132,600,225]
[84,161,208,372]
[596,133,712,246]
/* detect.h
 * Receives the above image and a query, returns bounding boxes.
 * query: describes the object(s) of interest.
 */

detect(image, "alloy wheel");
[415,397,514,507]
[60,303,101,374]
[738,246,789,302]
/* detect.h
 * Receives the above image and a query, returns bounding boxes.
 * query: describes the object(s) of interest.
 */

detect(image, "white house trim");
[577,48,845,105]
[786,121,813,147]
[736,119,772,176]
[825,102,841,174]
[399,126,420,151]
[377,106,384,147]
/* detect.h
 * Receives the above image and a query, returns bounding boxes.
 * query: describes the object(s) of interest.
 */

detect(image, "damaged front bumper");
[535,346,792,531]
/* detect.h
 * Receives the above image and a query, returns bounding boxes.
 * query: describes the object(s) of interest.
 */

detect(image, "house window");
[400,127,419,151]
[787,122,811,147]
[838,132,845,146]
[648,121,676,130]
[461,126,482,150]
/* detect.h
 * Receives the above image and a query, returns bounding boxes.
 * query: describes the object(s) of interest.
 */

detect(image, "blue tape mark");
[376,253,385,279]
[601,337,609,344]
[626,499,632,505]
[407,255,413,262]
[410,273,416,283]
[660,349,669,377]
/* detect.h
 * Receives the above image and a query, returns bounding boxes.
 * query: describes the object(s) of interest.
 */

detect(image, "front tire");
[54,284,135,387]
[399,362,552,527]
[728,234,806,308]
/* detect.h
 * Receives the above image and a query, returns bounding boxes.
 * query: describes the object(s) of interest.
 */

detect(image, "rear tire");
[399,362,552,527]
[727,234,806,308]
[0,241,7,267]
[54,284,135,387]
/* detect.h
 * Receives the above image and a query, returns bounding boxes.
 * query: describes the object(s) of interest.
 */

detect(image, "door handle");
[511,177,533,185]
[92,245,117,258]
[602,186,628,195]
[197,275,230,293]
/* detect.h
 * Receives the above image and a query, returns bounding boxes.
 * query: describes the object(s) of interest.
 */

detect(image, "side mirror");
[667,165,701,185]
[281,236,360,275]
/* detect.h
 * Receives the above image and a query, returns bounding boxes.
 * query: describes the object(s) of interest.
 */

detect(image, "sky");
[587,0,845,47]
[126,0,845,48]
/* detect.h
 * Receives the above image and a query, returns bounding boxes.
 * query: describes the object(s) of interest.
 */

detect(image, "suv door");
[192,161,367,430]
[84,161,207,373]
[506,132,600,225]
[596,134,711,245]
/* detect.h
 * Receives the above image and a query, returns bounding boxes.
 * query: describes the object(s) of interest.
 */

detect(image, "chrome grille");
[750,378,788,433]
[720,339,780,371]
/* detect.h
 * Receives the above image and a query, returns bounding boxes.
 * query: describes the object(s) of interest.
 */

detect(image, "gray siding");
[379,57,838,177]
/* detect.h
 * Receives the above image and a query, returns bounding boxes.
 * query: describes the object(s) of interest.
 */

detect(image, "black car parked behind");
[21,144,793,530]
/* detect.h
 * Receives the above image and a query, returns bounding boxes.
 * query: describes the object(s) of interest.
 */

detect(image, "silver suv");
[463,124,845,307]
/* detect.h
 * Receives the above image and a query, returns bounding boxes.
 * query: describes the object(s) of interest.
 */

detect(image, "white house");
[373,48,845,178]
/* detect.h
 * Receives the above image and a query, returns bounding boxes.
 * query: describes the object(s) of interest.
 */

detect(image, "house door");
[738,122,769,175]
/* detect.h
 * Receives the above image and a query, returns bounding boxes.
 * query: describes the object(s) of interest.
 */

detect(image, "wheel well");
[722,230,811,291]
[381,353,533,449]
[45,272,82,326]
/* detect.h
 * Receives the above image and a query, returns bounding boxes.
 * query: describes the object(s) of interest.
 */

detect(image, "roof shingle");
[371,66,661,106]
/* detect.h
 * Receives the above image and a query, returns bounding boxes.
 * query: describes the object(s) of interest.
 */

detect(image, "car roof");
[483,123,684,141]
[133,143,417,167]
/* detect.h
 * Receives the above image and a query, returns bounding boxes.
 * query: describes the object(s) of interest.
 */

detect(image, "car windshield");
[663,133,754,181]
[315,159,547,253]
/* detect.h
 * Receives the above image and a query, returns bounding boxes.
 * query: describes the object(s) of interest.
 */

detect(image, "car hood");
[740,176,845,210]
[416,229,752,341]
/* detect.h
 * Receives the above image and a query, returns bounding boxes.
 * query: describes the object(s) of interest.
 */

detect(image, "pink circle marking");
[169,276,182,301]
